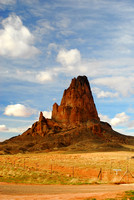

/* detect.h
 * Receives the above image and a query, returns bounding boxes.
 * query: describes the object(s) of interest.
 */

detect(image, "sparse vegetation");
[83,191,134,200]
[123,191,134,200]
[0,151,134,185]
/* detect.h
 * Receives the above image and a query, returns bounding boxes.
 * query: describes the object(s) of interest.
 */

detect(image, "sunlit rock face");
[22,111,61,137]
[52,75,100,126]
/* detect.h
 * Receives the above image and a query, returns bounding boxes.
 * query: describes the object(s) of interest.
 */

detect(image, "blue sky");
[1,0,134,141]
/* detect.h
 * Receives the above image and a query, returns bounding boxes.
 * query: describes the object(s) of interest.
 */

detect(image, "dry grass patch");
[0,151,134,184]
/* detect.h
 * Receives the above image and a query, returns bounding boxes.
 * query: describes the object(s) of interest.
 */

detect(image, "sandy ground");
[0,182,134,200]
[0,192,124,200]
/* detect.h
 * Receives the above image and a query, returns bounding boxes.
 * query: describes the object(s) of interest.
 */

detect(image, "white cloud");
[92,76,134,97]
[99,114,111,123]
[8,126,30,133]
[43,111,52,119]
[36,71,53,83]
[0,125,8,132]
[93,87,119,98]
[0,0,16,5]
[57,49,81,66]
[1,67,56,84]
[55,49,134,97]
[111,112,130,126]
[4,104,37,117]
[2,44,134,98]
[0,126,31,136]
[54,48,89,76]
[99,112,130,127]
[0,14,40,58]
[55,49,134,98]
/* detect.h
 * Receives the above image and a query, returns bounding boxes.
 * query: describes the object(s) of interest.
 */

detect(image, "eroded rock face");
[39,111,46,122]
[52,76,100,126]
[23,76,100,137]
[22,112,62,137]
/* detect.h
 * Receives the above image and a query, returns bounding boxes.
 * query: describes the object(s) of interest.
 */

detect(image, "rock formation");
[2,75,131,154]
[23,75,100,137]
[22,75,122,140]
[23,111,61,137]
[52,76,100,126]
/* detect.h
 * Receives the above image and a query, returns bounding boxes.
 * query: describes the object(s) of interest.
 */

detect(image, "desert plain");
[0,150,134,199]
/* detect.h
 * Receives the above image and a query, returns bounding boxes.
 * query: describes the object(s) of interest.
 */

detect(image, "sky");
[1,0,134,141]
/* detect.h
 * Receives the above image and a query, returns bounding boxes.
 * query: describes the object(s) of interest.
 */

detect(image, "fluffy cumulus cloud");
[55,48,89,75]
[4,104,37,117]
[36,71,53,83]
[0,14,40,58]
[0,125,8,132]
[43,111,52,119]
[57,49,81,66]
[99,112,130,127]
[110,112,130,126]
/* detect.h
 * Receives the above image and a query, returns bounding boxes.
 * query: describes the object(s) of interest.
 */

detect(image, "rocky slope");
[0,75,134,154]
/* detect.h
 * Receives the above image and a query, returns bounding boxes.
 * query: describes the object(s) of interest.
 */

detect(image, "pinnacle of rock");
[52,75,100,125]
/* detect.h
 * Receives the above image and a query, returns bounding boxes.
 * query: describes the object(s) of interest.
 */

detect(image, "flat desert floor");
[0,151,134,199]
[0,182,134,200]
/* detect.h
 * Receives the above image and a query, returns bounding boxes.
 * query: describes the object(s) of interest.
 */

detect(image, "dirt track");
[0,182,134,200]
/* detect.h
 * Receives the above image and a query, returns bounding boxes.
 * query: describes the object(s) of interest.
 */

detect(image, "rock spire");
[52,75,100,125]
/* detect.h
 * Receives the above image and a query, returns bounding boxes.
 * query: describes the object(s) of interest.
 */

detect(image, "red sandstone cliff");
[22,111,61,137]
[23,76,100,136]
[52,76,100,126]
